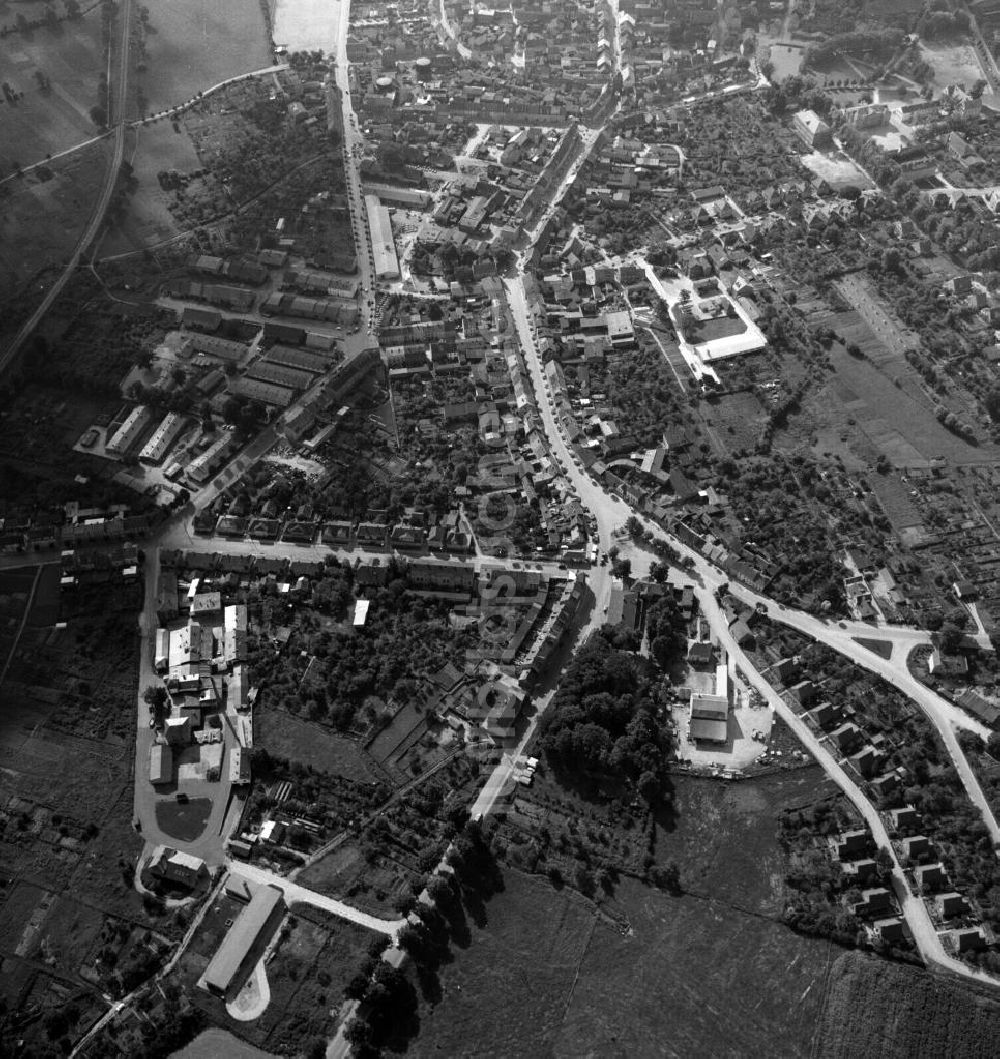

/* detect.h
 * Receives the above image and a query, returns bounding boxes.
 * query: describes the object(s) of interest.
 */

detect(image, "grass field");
[97,121,199,255]
[155,797,214,842]
[138,0,272,115]
[816,950,1000,1057]
[0,136,110,301]
[805,339,996,469]
[702,389,768,457]
[257,707,377,783]
[410,870,837,1058]
[0,9,107,170]
[412,770,842,1055]
[853,637,894,660]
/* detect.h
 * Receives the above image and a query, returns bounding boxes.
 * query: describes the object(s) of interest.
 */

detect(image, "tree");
[90,104,108,128]
[637,769,660,804]
[142,685,167,710]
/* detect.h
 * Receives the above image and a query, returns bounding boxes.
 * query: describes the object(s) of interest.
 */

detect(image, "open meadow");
[138,0,272,114]
[0,7,107,170]
[0,136,110,303]
[411,770,846,1056]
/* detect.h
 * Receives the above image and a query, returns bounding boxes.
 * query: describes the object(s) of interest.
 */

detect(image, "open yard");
[0,9,108,170]
[138,0,272,115]
[257,707,378,783]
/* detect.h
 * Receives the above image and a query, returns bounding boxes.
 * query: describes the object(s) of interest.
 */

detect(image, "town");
[6,0,1000,1055]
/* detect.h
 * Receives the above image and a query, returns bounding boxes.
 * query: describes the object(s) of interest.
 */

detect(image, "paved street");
[230,862,404,936]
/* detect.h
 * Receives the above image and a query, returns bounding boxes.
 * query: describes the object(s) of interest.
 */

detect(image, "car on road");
[175,792,189,803]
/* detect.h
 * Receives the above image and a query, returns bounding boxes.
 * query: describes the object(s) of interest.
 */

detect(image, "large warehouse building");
[365,194,400,280]
[202,882,285,997]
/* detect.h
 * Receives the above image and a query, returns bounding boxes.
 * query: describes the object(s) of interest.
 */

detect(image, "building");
[155,628,169,673]
[148,846,208,890]
[852,887,892,918]
[223,604,248,664]
[890,806,920,832]
[188,431,236,484]
[164,716,192,747]
[836,829,868,860]
[915,862,948,893]
[150,743,173,785]
[901,834,931,860]
[792,109,833,149]
[937,892,966,918]
[191,592,222,618]
[202,883,286,996]
[139,413,187,465]
[366,194,400,280]
[953,927,986,953]
[689,693,728,744]
[229,746,250,785]
[106,405,155,458]
[872,917,905,943]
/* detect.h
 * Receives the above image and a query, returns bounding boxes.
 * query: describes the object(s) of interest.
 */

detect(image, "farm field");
[256,707,378,783]
[0,8,108,170]
[0,136,110,302]
[412,770,843,1056]
[138,0,272,115]
[816,950,1000,1058]
[801,338,997,469]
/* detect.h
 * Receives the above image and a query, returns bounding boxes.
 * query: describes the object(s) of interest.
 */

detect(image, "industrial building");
[106,405,155,458]
[140,412,187,465]
[365,194,400,280]
[202,883,286,997]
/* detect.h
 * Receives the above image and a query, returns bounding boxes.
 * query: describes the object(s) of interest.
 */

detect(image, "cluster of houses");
[888,804,988,956]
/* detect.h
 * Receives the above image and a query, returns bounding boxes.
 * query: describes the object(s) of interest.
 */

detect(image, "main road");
[505,270,1000,849]
[0,0,134,374]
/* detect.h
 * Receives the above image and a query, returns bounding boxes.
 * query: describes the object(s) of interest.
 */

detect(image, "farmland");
[133,0,272,116]
[816,951,1000,1058]
[0,136,110,305]
[0,8,108,170]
